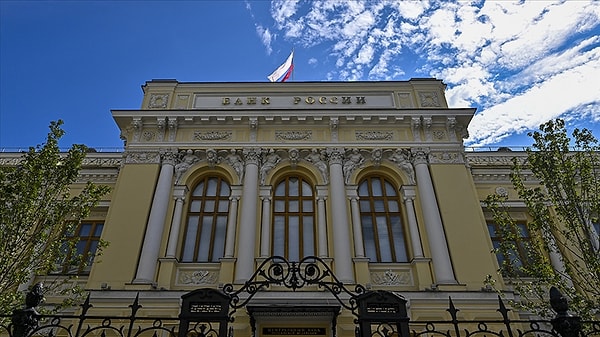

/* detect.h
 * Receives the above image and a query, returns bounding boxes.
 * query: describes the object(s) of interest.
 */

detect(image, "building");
[2,79,583,336]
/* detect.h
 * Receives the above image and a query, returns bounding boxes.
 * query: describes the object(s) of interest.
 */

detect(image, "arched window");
[181,176,230,262]
[358,176,408,262]
[272,176,316,261]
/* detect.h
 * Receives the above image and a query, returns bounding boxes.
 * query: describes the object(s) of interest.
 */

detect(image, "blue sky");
[1,0,599,151]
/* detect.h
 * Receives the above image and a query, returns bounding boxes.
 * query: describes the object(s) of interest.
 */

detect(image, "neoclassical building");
[2,79,553,336]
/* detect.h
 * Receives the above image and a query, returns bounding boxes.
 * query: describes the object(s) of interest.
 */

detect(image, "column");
[223,187,242,258]
[234,148,261,283]
[327,148,354,283]
[259,186,272,257]
[400,186,424,258]
[133,150,175,284]
[316,186,329,258]
[165,186,188,258]
[412,148,457,284]
[347,188,365,258]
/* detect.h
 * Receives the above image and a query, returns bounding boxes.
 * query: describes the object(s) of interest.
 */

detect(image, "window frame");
[358,175,409,263]
[486,220,534,276]
[271,175,316,261]
[59,221,104,275]
[181,175,231,263]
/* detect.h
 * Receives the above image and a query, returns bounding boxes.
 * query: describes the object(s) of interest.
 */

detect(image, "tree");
[485,119,600,320]
[0,120,111,313]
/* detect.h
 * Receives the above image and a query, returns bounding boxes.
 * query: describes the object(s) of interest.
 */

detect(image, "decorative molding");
[148,94,169,109]
[168,118,178,142]
[495,186,509,197]
[275,130,312,141]
[193,131,232,141]
[177,270,219,285]
[432,130,446,140]
[83,157,122,167]
[355,131,393,141]
[370,269,413,286]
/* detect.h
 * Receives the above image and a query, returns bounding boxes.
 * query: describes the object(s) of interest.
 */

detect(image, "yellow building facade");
[3,79,551,336]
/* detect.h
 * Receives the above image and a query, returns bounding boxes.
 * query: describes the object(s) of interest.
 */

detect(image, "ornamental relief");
[355,131,393,141]
[142,130,155,142]
[177,270,219,286]
[428,151,464,164]
[370,269,413,286]
[124,151,161,164]
[275,130,312,141]
[193,131,232,141]
[419,91,440,107]
[148,94,169,109]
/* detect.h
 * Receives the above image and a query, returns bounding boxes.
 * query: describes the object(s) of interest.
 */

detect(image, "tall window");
[358,176,408,262]
[272,176,316,261]
[60,221,104,274]
[181,176,230,262]
[487,221,533,275]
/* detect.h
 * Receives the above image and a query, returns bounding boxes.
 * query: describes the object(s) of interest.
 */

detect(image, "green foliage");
[0,120,110,314]
[485,119,600,319]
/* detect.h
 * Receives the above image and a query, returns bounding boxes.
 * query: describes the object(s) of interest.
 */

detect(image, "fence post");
[11,283,44,337]
[549,286,582,337]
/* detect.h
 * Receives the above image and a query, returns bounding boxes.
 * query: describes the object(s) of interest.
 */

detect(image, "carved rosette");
[419,91,440,107]
[148,94,169,109]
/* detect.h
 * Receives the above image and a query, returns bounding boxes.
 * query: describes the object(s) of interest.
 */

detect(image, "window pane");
[376,216,392,262]
[273,216,285,257]
[274,200,285,213]
[387,200,399,212]
[360,200,371,212]
[302,200,313,212]
[288,178,299,196]
[76,241,87,255]
[371,179,383,196]
[289,216,300,261]
[182,216,199,262]
[193,182,205,196]
[289,200,299,212]
[373,200,385,212]
[385,182,396,196]
[358,182,369,196]
[361,216,377,261]
[93,223,104,236]
[206,178,218,196]
[218,200,229,212]
[275,182,285,196]
[220,181,230,196]
[303,216,314,257]
[197,216,214,261]
[390,216,407,262]
[302,181,312,196]
[211,216,227,261]
[190,200,201,213]
[79,223,92,237]
[203,200,215,212]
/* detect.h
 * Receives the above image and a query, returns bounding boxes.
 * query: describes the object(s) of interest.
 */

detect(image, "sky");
[1,0,599,151]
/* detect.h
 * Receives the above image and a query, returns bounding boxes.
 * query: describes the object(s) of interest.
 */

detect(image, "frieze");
[355,131,393,141]
[275,130,312,141]
[177,270,219,285]
[82,157,122,167]
[370,269,413,286]
[193,131,232,141]
[125,151,161,164]
[429,151,465,164]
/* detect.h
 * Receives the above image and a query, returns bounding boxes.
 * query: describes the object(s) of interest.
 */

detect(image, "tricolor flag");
[267,51,294,82]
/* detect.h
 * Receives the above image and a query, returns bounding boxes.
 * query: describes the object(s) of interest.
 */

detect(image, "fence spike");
[446,297,459,321]
[129,292,142,317]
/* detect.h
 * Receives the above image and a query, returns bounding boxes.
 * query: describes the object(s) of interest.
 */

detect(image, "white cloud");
[255,25,273,55]
[265,0,600,146]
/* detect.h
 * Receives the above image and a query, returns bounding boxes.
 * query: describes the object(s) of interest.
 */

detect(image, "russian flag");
[267,51,294,82]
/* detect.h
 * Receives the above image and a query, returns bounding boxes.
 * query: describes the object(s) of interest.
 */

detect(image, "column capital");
[411,147,430,165]
[243,148,261,165]
[326,148,344,165]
